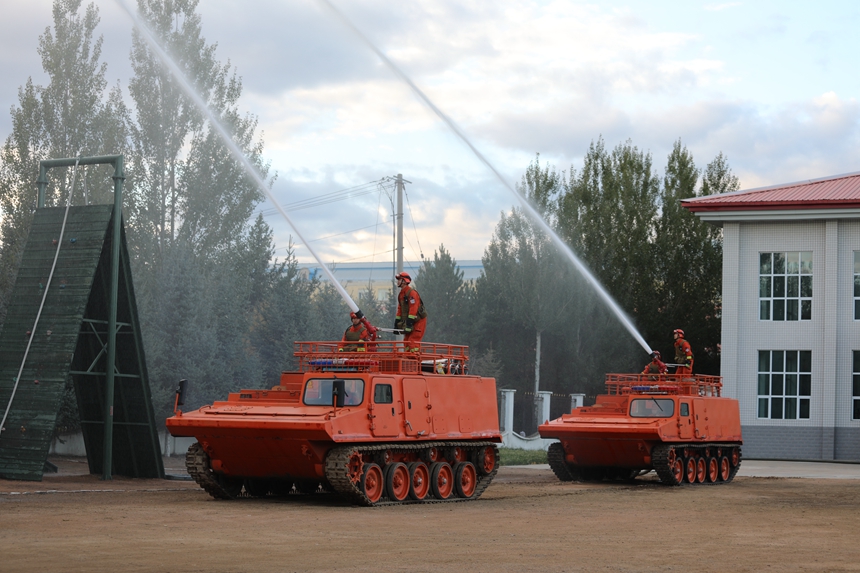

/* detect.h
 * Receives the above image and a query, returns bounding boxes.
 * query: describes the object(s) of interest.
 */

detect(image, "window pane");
[760,276,771,297]
[786,374,798,395]
[772,397,783,419]
[786,252,800,274]
[771,374,784,395]
[774,252,786,273]
[758,398,769,418]
[786,352,798,372]
[772,351,784,372]
[855,251,860,273]
[785,398,797,419]
[799,375,811,396]
[760,300,771,320]
[774,300,785,320]
[800,251,813,273]
[854,400,860,420]
[801,300,812,320]
[854,351,860,374]
[759,351,770,371]
[774,276,786,297]
[852,375,860,397]
[800,351,812,371]
[773,253,785,275]
[787,276,799,297]
[801,276,813,297]
[800,399,810,419]
[760,252,772,274]
[758,374,769,395]
[855,276,860,297]
[786,299,798,320]
[855,300,860,320]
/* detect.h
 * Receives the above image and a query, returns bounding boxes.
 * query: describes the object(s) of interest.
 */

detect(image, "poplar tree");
[0,0,127,325]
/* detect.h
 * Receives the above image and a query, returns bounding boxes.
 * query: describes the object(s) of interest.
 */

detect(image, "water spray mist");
[317,0,652,354]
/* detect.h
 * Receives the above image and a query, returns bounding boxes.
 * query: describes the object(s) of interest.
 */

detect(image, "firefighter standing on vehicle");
[642,350,668,376]
[673,329,693,375]
[341,312,370,352]
[394,272,427,352]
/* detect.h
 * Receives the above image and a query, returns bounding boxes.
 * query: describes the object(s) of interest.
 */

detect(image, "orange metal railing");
[293,341,470,375]
[604,373,723,397]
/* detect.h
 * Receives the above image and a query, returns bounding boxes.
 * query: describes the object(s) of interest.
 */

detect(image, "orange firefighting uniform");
[341,323,369,351]
[642,357,668,376]
[674,337,693,375]
[396,285,426,351]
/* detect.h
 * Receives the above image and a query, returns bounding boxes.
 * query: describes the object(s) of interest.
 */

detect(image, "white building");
[684,172,860,461]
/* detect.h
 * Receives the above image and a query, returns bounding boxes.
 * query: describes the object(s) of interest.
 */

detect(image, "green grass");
[498,448,548,466]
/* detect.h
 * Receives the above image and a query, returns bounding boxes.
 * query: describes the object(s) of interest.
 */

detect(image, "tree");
[558,137,661,332]
[479,155,575,432]
[415,245,474,345]
[0,0,127,326]
[653,147,738,373]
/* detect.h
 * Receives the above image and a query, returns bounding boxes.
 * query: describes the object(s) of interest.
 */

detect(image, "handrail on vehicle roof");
[293,340,470,375]
[605,373,723,397]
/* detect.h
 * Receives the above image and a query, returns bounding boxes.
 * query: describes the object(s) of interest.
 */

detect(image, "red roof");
[683,171,860,212]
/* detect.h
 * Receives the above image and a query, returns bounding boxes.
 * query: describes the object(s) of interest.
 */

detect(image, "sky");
[1,0,859,268]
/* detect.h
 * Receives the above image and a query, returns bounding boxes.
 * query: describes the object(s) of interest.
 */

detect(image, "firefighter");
[673,329,693,375]
[340,312,369,351]
[394,272,427,352]
[642,350,668,377]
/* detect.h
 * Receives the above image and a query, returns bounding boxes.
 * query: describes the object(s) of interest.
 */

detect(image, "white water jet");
[115,0,361,313]
[318,0,652,354]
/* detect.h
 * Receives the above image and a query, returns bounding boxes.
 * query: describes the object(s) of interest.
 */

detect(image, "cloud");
[703,3,742,12]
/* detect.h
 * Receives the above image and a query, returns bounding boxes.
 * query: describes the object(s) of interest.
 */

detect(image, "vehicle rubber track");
[652,443,742,486]
[325,442,499,506]
[547,441,579,482]
[186,442,236,500]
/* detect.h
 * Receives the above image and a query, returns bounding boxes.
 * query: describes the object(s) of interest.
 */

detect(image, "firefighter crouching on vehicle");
[394,272,427,352]
[673,329,693,375]
[340,312,370,351]
[642,350,668,378]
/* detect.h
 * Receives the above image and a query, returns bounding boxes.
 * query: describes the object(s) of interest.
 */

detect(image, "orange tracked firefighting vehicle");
[166,339,501,505]
[539,373,742,485]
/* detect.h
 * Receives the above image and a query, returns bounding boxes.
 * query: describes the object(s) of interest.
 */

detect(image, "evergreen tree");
[415,245,474,345]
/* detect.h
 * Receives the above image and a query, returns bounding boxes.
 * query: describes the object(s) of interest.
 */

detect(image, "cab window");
[303,378,364,406]
[680,402,690,417]
[374,384,393,404]
[630,398,675,418]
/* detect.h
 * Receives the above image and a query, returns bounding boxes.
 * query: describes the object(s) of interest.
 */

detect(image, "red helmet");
[395,272,411,284]
[650,350,661,360]
[673,329,684,338]
[350,312,358,319]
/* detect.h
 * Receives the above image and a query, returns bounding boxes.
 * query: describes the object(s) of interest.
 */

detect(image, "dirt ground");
[2,457,860,573]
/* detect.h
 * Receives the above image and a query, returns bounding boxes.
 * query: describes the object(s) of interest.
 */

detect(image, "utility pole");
[395,173,404,277]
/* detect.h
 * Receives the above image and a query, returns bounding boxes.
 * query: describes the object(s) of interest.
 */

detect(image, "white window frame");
[853,351,860,421]
[757,350,811,420]
[759,251,813,321]
[854,252,860,320]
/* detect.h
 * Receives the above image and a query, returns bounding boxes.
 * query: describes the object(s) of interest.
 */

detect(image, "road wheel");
[384,462,410,502]
[474,445,497,476]
[706,457,719,483]
[695,457,707,483]
[718,456,731,481]
[454,462,477,498]
[671,459,684,485]
[407,462,430,500]
[684,457,697,483]
[361,463,384,504]
[430,462,454,500]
